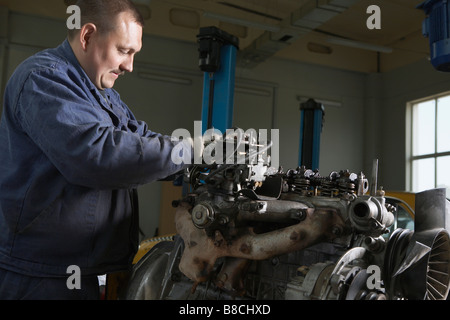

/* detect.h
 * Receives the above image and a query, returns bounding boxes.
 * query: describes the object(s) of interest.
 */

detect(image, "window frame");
[406,91,450,194]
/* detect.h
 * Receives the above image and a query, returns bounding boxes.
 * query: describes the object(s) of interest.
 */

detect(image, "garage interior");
[0,0,446,245]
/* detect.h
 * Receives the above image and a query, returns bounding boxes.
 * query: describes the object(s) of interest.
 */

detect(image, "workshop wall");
[236,58,367,174]
[0,9,425,240]
[375,58,450,192]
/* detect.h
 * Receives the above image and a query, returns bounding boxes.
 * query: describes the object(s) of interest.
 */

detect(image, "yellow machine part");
[132,234,176,264]
[385,191,416,219]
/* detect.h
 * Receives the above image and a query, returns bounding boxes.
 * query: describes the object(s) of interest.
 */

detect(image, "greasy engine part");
[124,241,176,300]
[176,202,345,285]
[285,247,386,300]
[383,188,450,299]
[174,158,394,291]
[124,132,450,300]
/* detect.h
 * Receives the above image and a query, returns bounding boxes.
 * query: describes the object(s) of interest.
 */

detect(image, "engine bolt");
[195,210,203,219]
[331,225,342,236]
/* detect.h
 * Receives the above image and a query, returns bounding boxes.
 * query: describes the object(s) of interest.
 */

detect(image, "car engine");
[125,130,450,300]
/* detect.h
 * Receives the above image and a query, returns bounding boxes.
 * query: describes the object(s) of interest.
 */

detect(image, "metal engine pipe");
[238,200,310,222]
[348,196,394,236]
[175,203,346,284]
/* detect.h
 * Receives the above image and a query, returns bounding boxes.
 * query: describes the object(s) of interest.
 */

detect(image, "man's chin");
[101,81,116,90]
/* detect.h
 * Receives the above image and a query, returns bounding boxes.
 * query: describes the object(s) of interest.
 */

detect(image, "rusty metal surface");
[175,203,346,285]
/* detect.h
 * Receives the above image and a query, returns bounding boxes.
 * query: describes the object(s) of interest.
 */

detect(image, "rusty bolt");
[297,209,307,221]
[331,225,342,237]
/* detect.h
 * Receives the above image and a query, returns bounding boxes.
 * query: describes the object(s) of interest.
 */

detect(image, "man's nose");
[121,55,134,73]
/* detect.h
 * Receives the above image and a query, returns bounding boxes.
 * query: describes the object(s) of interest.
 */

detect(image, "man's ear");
[79,23,97,51]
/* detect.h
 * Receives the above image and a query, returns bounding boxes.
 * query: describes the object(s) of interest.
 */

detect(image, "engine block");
[124,134,450,300]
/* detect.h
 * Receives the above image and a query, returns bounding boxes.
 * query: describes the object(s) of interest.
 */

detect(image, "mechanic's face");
[85,12,142,90]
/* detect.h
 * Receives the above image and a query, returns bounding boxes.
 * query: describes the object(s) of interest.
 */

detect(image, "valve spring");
[338,182,356,194]
[292,177,310,195]
[321,180,339,197]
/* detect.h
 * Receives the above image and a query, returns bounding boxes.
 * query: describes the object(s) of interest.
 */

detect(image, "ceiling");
[0,0,430,73]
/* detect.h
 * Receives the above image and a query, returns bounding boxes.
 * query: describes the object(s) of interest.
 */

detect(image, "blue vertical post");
[298,99,325,170]
[197,27,239,134]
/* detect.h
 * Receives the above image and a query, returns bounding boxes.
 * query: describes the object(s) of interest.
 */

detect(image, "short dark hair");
[67,0,145,41]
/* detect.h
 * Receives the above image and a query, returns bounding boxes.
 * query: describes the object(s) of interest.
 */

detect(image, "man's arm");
[15,68,190,189]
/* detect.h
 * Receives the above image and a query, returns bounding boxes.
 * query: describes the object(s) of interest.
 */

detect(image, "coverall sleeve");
[14,68,191,189]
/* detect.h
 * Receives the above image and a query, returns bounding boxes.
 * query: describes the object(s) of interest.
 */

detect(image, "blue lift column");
[197,27,239,134]
[298,99,325,170]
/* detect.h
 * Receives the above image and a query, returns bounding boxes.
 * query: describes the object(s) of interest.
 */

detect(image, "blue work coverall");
[0,39,189,299]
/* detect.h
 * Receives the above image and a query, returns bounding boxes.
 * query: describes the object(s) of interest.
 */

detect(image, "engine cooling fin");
[425,231,450,300]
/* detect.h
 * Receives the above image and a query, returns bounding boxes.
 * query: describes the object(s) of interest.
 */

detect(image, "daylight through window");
[408,93,450,198]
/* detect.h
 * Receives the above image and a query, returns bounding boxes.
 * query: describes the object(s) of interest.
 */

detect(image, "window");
[407,93,450,198]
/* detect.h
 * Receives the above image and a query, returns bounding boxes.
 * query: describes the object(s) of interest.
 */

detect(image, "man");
[0,0,191,299]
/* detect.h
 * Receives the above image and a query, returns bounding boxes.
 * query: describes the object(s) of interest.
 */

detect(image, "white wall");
[1,9,404,239]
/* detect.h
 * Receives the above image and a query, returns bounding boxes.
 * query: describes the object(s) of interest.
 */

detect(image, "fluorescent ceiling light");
[235,85,272,97]
[297,96,342,108]
[203,12,281,33]
[326,37,393,54]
